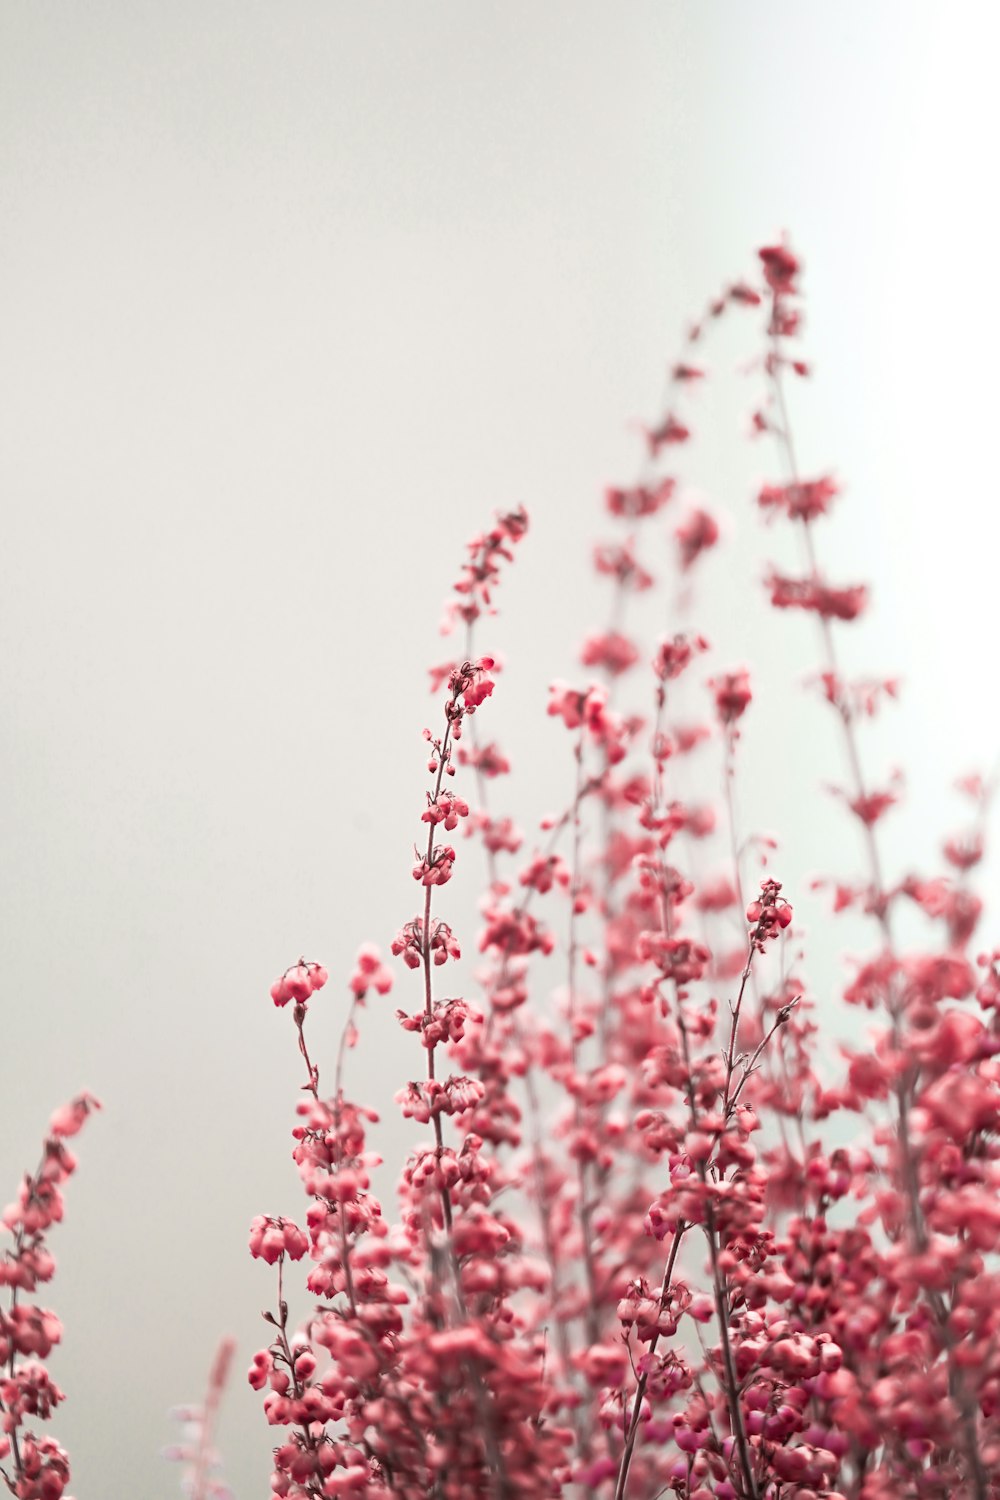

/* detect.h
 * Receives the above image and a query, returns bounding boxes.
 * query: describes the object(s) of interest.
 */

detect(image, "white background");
[1,3,998,1494]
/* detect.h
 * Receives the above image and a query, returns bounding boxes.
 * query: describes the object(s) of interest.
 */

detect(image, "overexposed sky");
[2,4,998,1495]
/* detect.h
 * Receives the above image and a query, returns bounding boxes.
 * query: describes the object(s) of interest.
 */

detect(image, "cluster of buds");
[248,1215,309,1265]
[270,960,329,1009]
[0,1095,99,1500]
[412,843,456,887]
[653,632,708,685]
[605,476,675,519]
[757,474,839,522]
[421,790,470,830]
[746,878,794,949]
[710,668,753,728]
[391,917,461,970]
[442,507,529,633]
[768,570,868,622]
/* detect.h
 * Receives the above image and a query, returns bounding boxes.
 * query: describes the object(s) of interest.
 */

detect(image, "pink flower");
[605,478,675,518]
[757,475,839,522]
[48,1092,101,1139]
[645,412,691,454]
[349,943,393,997]
[758,240,800,294]
[710,668,752,726]
[654,633,708,682]
[580,630,639,676]
[412,844,456,887]
[270,959,327,1007]
[248,1215,308,1264]
[768,570,868,621]
[675,507,720,570]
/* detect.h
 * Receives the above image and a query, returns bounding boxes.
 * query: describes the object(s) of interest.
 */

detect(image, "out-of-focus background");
[1,3,997,1493]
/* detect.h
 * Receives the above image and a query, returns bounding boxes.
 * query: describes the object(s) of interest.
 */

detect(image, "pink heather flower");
[847,788,898,827]
[757,475,839,522]
[412,844,456,887]
[518,852,571,895]
[269,959,327,1007]
[421,791,470,830]
[767,570,868,621]
[654,633,708,683]
[442,508,529,633]
[8,1305,63,1360]
[645,411,690,454]
[696,875,739,912]
[547,681,591,731]
[470,811,524,854]
[758,240,800,295]
[456,739,510,778]
[675,507,720,571]
[285,964,313,1002]
[604,478,675,518]
[729,279,763,305]
[710,668,752,726]
[349,943,393,997]
[674,722,711,753]
[593,539,654,591]
[12,1435,71,1498]
[391,917,460,970]
[447,657,496,712]
[546,682,628,762]
[579,630,639,676]
[248,1215,308,1264]
[746,878,793,947]
[48,1092,102,1140]
[248,1349,273,1391]
[944,831,984,871]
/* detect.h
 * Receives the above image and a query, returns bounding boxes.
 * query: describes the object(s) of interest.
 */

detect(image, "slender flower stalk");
[0,1094,99,1500]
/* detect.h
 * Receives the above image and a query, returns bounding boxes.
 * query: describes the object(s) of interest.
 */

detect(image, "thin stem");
[613,1225,688,1500]
[567,727,601,1349]
[675,1007,760,1500]
[420,715,457,1235]
[273,1255,323,1497]
[334,995,359,1104]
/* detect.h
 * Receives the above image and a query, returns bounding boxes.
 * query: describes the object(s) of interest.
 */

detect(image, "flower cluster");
[221,251,999,1500]
[0,1093,99,1500]
[271,960,330,1009]
[6,224,994,1497]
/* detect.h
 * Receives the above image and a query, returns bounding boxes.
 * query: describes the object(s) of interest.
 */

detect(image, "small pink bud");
[283,965,311,1002]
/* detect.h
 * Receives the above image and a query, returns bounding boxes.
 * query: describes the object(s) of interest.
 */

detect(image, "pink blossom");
[710,668,752,726]
[349,943,393,997]
[675,507,720,570]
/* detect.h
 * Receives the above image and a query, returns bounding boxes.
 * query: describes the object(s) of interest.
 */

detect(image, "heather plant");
[242,239,1000,1498]
[0,1094,99,1500]
[7,241,999,1499]
[163,1338,237,1500]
